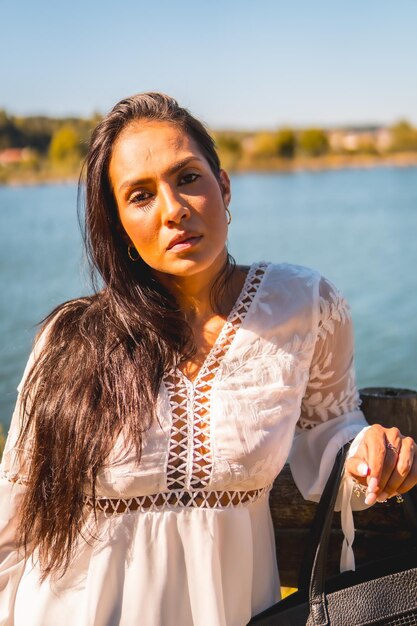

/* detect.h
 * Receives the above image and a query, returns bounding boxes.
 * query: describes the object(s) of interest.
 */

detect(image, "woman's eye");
[179,172,200,185]
[129,190,152,205]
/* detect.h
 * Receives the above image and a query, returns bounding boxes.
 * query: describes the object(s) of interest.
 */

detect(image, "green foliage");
[357,140,378,155]
[214,133,242,156]
[252,132,279,158]
[48,125,83,164]
[213,132,243,170]
[252,128,296,159]
[389,120,417,152]
[0,111,96,158]
[1,109,417,183]
[275,128,296,159]
[0,110,25,149]
[14,116,58,154]
[298,128,329,157]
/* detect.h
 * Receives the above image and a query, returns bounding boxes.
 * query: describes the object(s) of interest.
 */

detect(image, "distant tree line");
[389,120,417,152]
[1,110,417,182]
[213,121,417,171]
[0,110,101,181]
[0,110,101,155]
[212,128,330,170]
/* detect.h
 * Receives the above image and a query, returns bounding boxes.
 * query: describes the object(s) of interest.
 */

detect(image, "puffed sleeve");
[0,344,39,624]
[288,276,370,571]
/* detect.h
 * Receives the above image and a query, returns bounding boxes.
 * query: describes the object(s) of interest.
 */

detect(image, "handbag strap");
[297,443,349,592]
[298,443,417,626]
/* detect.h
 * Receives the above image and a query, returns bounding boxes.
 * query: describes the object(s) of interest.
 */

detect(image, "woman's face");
[109,120,231,282]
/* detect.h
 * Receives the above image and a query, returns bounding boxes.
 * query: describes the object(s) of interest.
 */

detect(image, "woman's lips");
[167,235,203,251]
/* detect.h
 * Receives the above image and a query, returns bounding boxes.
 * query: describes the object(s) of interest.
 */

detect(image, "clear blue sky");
[2,0,417,129]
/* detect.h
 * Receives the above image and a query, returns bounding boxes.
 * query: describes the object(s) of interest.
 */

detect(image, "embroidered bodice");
[163,262,267,493]
[0,262,368,626]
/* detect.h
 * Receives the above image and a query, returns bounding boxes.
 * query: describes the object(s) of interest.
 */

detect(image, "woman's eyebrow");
[119,156,203,193]
[167,156,203,176]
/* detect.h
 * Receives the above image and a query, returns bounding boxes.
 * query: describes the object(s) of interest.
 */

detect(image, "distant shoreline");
[231,152,417,174]
[1,152,417,187]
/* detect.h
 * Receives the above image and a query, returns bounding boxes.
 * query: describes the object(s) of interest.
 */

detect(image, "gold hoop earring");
[225,207,232,225]
[128,245,140,262]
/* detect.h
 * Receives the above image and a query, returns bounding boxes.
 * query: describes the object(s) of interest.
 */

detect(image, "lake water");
[1,166,417,430]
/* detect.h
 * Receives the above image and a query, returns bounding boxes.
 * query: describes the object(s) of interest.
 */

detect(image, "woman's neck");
[154,254,243,322]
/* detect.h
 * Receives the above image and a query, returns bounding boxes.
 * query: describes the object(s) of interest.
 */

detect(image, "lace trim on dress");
[1,470,272,515]
[83,485,272,515]
[164,262,268,491]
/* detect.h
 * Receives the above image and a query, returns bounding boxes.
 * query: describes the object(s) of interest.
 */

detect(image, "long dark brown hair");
[17,93,235,578]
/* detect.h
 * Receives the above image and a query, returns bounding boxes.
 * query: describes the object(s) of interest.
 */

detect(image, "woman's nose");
[161,187,190,224]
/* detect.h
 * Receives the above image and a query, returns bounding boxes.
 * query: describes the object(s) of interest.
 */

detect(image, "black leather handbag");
[248,444,417,625]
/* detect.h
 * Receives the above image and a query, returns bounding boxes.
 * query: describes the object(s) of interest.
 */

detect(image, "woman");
[0,92,416,626]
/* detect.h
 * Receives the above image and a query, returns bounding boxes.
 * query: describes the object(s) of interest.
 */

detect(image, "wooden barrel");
[359,387,417,438]
[272,387,417,587]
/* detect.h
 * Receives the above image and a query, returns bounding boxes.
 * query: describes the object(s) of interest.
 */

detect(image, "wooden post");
[272,387,417,588]
[359,387,417,438]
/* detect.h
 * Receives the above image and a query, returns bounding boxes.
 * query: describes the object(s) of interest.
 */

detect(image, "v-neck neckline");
[173,261,268,388]
[163,261,269,491]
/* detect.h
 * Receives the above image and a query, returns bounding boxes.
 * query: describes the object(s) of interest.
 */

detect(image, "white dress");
[0,262,369,626]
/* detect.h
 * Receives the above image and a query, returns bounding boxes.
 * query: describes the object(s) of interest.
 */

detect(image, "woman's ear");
[219,169,231,208]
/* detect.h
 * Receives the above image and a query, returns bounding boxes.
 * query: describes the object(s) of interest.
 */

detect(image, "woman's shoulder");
[248,261,349,325]
[259,261,322,290]
[260,261,344,297]
[239,261,321,283]
[263,263,352,332]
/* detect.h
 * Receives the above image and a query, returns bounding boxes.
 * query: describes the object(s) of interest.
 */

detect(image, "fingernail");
[377,492,388,502]
[365,493,377,506]
[367,477,378,493]
[357,462,369,477]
